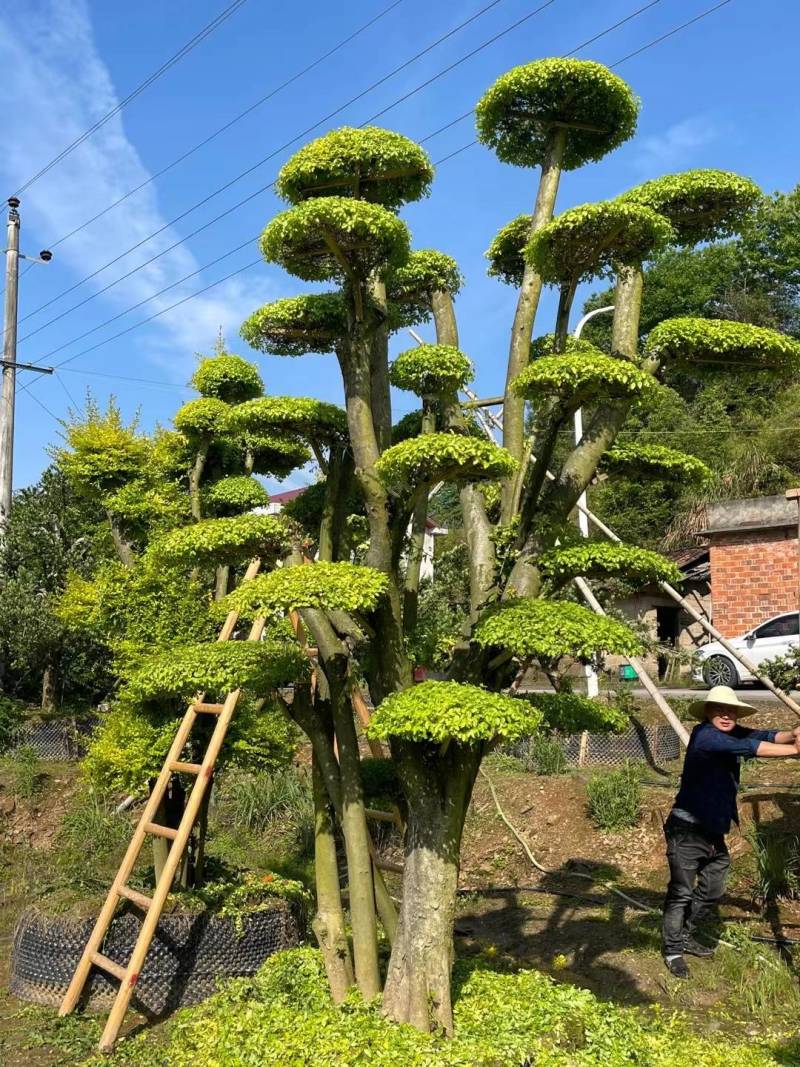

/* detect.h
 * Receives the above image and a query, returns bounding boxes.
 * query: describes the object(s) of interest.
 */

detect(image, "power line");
[16,0,664,355]
[12,0,252,197]
[22,0,736,392]
[15,0,546,335]
[44,0,407,254]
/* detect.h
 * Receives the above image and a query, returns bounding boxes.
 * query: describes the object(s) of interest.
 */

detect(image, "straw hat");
[688,684,759,721]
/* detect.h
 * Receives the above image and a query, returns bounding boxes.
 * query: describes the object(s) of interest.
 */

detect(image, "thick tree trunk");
[41,659,58,712]
[189,442,209,522]
[368,278,392,452]
[311,752,354,1002]
[107,511,134,567]
[402,404,435,635]
[383,743,478,1033]
[500,126,567,521]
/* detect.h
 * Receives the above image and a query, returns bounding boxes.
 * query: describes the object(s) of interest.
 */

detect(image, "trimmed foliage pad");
[204,476,270,517]
[601,442,712,485]
[645,316,800,370]
[367,680,542,744]
[190,355,263,404]
[376,434,517,488]
[524,691,629,734]
[476,57,640,170]
[241,293,347,356]
[539,542,683,587]
[219,561,389,619]
[389,344,473,396]
[511,351,659,404]
[230,396,348,441]
[474,598,644,661]
[148,514,290,568]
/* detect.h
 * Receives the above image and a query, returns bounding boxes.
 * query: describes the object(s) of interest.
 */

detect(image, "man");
[662,684,800,978]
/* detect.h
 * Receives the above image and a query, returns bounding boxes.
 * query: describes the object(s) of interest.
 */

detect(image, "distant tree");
[0,466,109,710]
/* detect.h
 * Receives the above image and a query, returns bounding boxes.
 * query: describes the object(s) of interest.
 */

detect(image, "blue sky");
[0,0,796,491]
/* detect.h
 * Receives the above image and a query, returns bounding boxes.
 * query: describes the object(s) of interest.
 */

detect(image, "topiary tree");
[55,345,312,887]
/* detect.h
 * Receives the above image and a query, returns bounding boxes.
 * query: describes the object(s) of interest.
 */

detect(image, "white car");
[693,611,800,687]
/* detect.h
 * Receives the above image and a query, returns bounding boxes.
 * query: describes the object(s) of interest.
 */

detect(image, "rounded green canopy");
[148,513,291,568]
[204,475,270,517]
[173,397,230,440]
[276,126,434,209]
[600,442,712,485]
[644,317,800,371]
[620,169,761,246]
[474,597,644,662]
[526,201,674,285]
[367,679,542,745]
[218,561,390,619]
[375,434,517,489]
[511,350,659,406]
[538,542,682,588]
[485,214,531,287]
[191,354,263,404]
[261,197,410,283]
[241,293,347,357]
[389,344,473,397]
[230,396,348,442]
[476,58,639,171]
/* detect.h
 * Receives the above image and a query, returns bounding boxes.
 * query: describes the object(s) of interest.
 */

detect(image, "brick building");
[704,495,800,637]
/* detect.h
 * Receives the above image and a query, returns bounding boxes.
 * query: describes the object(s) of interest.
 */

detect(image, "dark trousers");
[661,813,730,957]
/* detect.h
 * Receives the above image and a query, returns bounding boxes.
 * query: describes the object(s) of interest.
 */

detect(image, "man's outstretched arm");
[755,739,800,758]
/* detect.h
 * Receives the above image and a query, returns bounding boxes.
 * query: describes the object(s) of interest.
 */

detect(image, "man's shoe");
[683,938,714,959]
[664,955,690,979]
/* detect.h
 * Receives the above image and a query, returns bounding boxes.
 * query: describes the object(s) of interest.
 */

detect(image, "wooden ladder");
[59,558,266,1054]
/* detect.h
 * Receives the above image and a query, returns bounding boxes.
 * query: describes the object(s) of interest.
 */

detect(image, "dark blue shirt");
[673,720,777,835]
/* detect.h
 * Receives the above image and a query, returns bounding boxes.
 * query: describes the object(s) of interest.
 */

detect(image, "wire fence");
[10,716,97,761]
[515,724,681,769]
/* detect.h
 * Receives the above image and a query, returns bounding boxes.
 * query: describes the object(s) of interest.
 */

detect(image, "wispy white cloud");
[0,0,275,375]
[633,115,721,175]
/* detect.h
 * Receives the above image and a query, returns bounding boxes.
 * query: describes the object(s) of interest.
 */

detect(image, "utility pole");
[0,198,53,531]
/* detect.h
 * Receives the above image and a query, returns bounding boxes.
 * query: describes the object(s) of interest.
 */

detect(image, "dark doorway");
[656,606,680,681]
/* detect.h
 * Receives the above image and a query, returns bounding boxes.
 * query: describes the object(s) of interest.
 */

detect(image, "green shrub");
[0,694,25,752]
[55,789,133,891]
[120,948,785,1066]
[748,826,800,904]
[516,734,569,776]
[5,744,42,798]
[585,761,641,830]
[219,767,314,858]
[716,923,800,1027]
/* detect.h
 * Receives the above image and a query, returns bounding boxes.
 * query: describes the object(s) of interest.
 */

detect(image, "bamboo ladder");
[59,558,268,1053]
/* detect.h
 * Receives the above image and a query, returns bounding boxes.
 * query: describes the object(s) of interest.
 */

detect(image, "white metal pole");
[572,306,614,698]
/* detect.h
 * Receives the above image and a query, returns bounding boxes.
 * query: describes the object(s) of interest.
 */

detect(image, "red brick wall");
[710,527,799,636]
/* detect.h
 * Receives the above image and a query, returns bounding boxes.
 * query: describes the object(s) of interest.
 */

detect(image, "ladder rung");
[373,857,404,874]
[365,808,401,824]
[117,885,153,910]
[170,760,203,775]
[91,952,128,983]
[193,701,225,714]
[144,821,178,841]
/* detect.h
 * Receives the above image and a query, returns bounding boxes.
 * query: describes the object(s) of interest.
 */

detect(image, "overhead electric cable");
[22,0,734,389]
[11,0,252,197]
[16,0,547,333]
[44,0,408,253]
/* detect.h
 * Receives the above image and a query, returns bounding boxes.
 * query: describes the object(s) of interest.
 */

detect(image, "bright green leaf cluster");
[621,169,761,246]
[230,396,348,442]
[644,316,800,370]
[526,201,674,284]
[476,58,639,171]
[485,214,531,287]
[121,639,309,703]
[474,597,644,661]
[105,478,191,542]
[191,355,264,403]
[539,542,682,587]
[375,433,517,488]
[276,126,434,208]
[511,351,659,404]
[56,400,150,499]
[148,514,291,568]
[204,476,270,517]
[389,344,473,396]
[529,334,604,361]
[218,561,390,619]
[601,442,712,485]
[173,397,231,440]
[261,196,410,282]
[240,293,347,357]
[367,679,542,744]
[238,432,312,478]
[387,249,463,306]
[521,692,628,735]
[82,703,178,796]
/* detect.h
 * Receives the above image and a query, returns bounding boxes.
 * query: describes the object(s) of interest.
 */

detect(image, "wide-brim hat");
[688,685,759,721]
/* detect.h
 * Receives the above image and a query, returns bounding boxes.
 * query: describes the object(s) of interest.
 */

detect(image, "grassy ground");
[3,697,800,1062]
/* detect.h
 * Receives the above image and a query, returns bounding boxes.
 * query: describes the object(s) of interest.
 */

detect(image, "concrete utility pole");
[0,197,21,528]
[0,198,53,531]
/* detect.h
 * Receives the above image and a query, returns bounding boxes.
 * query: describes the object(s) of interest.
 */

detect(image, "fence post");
[578,730,589,767]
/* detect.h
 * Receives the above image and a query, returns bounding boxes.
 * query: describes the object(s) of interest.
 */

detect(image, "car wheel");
[702,655,739,688]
